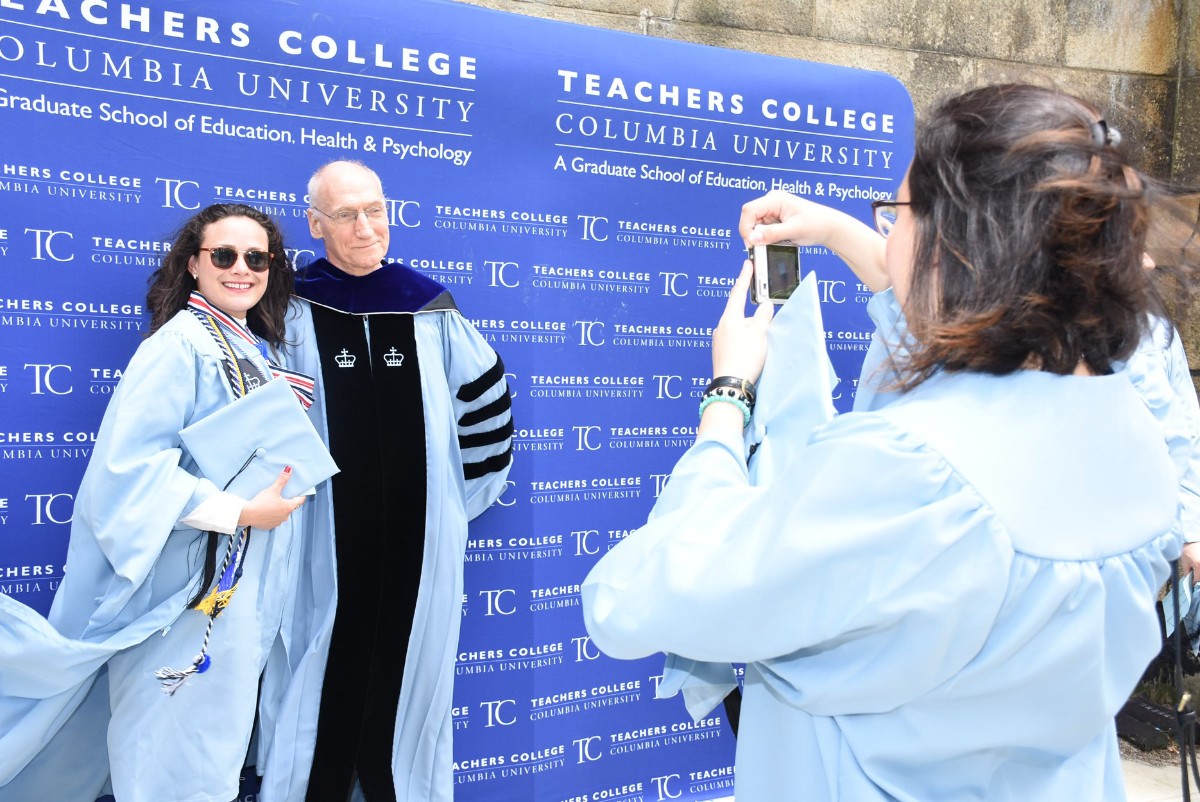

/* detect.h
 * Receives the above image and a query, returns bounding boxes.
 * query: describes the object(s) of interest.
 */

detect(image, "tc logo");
[479,588,516,616]
[571,635,601,662]
[817,279,847,304]
[577,214,608,242]
[495,479,516,508]
[25,229,73,262]
[386,198,420,228]
[650,774,683,800]
[285,247,317,265]
[652,375,682,399]
[573,425,602,451]
[485,260,520,288]
[650,473,671,498]
[572,735,603,763]
[155,177,200,210]
[570,529,599,556]
[832,377,860,402]
[659,271,689,297]
[479,699,517,727]
[26,492,74,525]
[574,321,605,346]
[648,672,665,694]
[25,364,72,395]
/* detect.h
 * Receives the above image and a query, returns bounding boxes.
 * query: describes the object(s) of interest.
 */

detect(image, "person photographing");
[583,83,1195,801]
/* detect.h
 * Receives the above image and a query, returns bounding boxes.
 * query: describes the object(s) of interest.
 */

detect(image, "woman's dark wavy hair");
[146,203,293,347]
[897,82,1193,388]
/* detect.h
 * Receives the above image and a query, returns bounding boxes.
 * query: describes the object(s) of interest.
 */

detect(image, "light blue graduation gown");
[0,310,307,802]
[852,286,907,413]
[582,279,1181,801]
[256,298,511,802]
[1120,316,1200,539]
[860,289,1200,533]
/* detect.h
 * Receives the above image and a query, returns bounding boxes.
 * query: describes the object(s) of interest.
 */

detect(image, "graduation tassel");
[155,310,280,694]
[194,587,236,617]
[193,537,246,617]
[154,528,249,695]
[154,646,213,695]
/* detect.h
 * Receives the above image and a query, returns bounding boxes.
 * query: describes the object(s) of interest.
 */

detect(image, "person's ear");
[307,210,324,240]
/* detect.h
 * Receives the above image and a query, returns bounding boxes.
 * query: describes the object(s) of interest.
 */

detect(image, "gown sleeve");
[582,413,1011,708]
[853,288,907,412]
[60,326,225,636]
[440,311,513,519]
[1164,334,1200,539]
[1122,319,1200,540]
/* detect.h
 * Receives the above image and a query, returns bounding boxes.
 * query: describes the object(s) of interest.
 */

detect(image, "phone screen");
[764,245,800,301]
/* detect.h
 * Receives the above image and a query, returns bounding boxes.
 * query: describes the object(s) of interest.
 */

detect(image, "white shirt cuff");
[180,491,243,534]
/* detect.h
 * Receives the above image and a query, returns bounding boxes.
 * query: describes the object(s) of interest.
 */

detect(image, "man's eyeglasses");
[870,199,913,238]
[310,206,387,226]
[199,247,273,273]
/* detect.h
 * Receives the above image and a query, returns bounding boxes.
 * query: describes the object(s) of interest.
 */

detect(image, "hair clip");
[1090,119,1121,147]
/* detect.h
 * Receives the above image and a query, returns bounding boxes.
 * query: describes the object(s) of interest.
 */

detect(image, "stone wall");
[452,0,1200,374]
[452,0,1194,184]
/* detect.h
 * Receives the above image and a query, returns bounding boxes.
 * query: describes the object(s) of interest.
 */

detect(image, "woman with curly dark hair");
[146,202,296,345]
[583,84,1198,801]
[0,204,319,802]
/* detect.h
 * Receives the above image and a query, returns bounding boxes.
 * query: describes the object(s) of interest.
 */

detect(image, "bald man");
[260,160,512,802]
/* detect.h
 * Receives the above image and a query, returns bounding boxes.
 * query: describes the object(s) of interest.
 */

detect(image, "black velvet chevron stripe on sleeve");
[457,355,505,402]
[459,393,511,428]
[460,417,514,449]
[457,355,513,481]
[463,447,513,481]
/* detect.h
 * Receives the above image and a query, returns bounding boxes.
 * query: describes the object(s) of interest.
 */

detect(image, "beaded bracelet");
[698,393,752,427]
[705,375,757,406]
[703,385,754,411]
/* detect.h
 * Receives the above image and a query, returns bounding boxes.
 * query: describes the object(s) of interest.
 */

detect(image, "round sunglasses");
[199,247,274,273]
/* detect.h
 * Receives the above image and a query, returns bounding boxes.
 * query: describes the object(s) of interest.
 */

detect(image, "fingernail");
[284,465,293,473]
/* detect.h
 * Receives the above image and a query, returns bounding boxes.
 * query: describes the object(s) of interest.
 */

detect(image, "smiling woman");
[190,217,272,319]
[0,203,319,802]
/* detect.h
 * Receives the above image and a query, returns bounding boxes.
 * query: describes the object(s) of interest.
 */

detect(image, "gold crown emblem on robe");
[335,349,356,368]
[383,347,404,367]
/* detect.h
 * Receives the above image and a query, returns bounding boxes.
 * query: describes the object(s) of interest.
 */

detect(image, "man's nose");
[353,211,374,236]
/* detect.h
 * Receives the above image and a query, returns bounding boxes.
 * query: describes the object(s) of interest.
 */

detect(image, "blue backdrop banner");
[0,1,912,798]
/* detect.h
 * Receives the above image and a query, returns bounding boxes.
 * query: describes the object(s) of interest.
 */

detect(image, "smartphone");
[749,243,801,304]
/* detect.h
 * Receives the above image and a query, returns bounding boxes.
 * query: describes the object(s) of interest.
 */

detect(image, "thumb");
[272,465,293,493]
[747,222,790,247]
[752,298,775,328]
